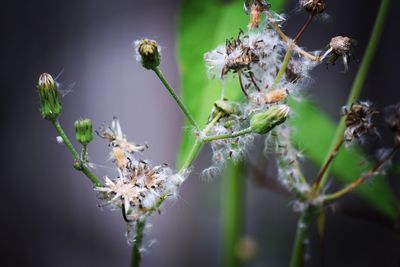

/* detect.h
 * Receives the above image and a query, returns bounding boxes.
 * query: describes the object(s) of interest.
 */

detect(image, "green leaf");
[289,98,400,219]
[177,0,287,167]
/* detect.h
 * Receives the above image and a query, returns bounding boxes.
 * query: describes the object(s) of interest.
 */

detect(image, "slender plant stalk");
[271,47,292,89]
[152,66,200,131]
[180,112,223,171]
[82,144,88,162]
[317,0,392,190]
[203,127,253,143]
[322,144,400,202]
[313,138,344,187]
[51,119,102,186]
[131,220,146,267]
[223,162,245,267]
[289,208,312,267]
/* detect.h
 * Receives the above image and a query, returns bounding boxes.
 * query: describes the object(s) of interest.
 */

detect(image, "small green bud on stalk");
[37,73,62,120]
[74,118,94,145]
[250,105,290,134]
[135,39,161,70]
[214,99,237,116]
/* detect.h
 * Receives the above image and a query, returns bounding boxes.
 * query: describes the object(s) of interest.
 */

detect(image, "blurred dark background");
[1,0,400,266]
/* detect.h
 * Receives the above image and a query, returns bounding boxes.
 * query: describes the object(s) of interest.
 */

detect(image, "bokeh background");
[1,0,400,266]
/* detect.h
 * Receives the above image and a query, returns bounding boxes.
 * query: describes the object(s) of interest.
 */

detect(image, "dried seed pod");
[299,0,326,14]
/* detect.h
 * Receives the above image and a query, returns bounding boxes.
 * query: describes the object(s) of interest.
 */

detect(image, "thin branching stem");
[313,137,344,188]
[180,112,224,172]
[317,0,392,190]
[202,127,253,143]
[153,67,200,131]
[322,143,400,203]
[51,119,102,186]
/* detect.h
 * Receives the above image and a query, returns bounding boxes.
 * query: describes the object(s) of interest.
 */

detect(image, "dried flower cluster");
[95,118,187,241]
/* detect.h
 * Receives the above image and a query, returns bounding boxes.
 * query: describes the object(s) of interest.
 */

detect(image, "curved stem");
[51,119,102,186]
[317,0,392,190]
[322,143,400,203]
[153,67,200,131]
[131,220,146,267]
[202,127,253,143]
[289,208,312,267]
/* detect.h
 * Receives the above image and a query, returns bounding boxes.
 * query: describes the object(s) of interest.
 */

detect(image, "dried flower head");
[97,117,147,154]
[324,36,356,71]
[383,102,400,143]
[96,119,188,227]
[244,0,271,29]
[299,0,326,14]
[343,101,378,143]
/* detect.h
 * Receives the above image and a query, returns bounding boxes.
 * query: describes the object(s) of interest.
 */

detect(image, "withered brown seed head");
[343,102,378,142]
[329,36,353,55]
[299,0,326,14]
[222,32,259,76]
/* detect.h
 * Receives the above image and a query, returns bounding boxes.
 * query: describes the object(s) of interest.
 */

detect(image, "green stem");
[318,0,392,190]
[82,144,88,162]
[52,119,80,159]
[180,112,223,172]
[131,220,146,267]
[202,127,253,143]
[271,47,292,89]
[223,162,245,267]
[289,208,312,267]
[153,67,200,131]
[51,119,102,186]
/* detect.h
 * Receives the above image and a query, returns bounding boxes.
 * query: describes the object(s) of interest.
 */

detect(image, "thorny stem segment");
[202,127,253,143]
[289,208,312,267]
[51,119,102,186]
[131,220,146,267]
[180,112,224,171]
[322,144,400,203]
[152,67,200,131]
[313,138,345,188]
[317,0,392,190]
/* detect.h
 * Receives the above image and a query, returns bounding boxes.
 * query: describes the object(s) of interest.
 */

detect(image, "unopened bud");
[214,99,237,115]
[250,105,290,134]
[135,39,161,70]
[74,118,94,145]
[299,0,326,14]
[37,73,62,120]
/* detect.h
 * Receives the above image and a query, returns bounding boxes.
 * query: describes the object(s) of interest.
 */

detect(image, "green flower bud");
[214,99,237,115]
[74,118,94,145]
[250,105,290,134]
[37,73,62,120]
[135,39,161,70]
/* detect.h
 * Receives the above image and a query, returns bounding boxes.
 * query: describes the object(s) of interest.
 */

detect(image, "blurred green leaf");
[177,0,287,167]
[290,99,399,219]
